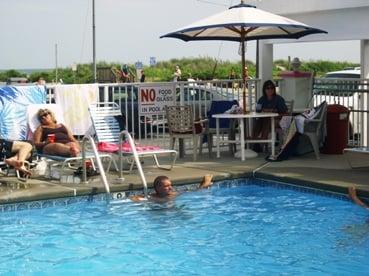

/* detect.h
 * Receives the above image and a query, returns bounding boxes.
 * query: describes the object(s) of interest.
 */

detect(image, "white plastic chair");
[301,101,328,159]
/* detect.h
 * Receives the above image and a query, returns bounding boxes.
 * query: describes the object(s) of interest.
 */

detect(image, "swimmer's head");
[153,176,172,196]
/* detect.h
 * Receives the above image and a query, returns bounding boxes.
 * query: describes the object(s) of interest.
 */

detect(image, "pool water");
[1,180,368,274]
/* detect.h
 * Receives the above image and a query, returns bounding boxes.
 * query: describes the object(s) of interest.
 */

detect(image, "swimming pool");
[0,179,368,274]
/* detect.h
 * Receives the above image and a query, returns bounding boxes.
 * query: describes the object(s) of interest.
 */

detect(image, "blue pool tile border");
[0,178,367,213]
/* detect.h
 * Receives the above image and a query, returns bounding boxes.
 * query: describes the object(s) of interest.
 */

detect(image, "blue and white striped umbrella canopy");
[161,3,327,42]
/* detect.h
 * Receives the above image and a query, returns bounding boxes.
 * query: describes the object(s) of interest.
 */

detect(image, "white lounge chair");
[26,104,115,182]
[88,102,177,172]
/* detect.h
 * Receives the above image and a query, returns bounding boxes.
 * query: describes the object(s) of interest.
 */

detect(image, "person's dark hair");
[262,80,276,97]
[153,175,170,192]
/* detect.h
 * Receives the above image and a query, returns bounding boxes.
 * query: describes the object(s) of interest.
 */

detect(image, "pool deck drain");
[0,152,368,205]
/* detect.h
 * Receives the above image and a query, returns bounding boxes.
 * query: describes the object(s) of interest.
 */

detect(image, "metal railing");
[119,130,148,197]
[46,77,369,149]
[46,79,260,147]
[313,77,369,147]
[81,136,110,194]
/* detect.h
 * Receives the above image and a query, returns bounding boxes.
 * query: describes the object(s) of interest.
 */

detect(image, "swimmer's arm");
[198,174,214,189]
[183,175,214,191]
[348,186,369,210]
[130,194,146,202]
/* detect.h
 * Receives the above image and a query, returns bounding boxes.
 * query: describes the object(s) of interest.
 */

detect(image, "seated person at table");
[253,80,287,140]
[1,139,33,176]
[33,109,80,157]
[131,174,214,202]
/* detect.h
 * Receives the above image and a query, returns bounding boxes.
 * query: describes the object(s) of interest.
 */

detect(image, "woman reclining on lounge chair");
[0,139,33,176]
[33,108,80,157]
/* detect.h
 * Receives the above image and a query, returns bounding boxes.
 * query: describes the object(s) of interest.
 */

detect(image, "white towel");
[295,107,318,134]
[54,84,98,135]
[279,116,292,131]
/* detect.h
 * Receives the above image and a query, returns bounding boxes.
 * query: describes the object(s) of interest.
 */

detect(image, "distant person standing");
[228,69,237,88]
[36,77,46,86]
[173,65,182,82]
[243,65,249,80]
[228,68,236,80]
[140,69,146,83]
[121,64,130,82]
[187,73,195,82]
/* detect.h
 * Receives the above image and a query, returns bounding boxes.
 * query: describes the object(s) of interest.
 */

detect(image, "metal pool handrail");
[81,136,111,194]
[119,130,148,197]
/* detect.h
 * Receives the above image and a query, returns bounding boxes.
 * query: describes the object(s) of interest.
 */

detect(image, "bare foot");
[16,165,32,177]
[199,174,213,189]
[5,158,22,168]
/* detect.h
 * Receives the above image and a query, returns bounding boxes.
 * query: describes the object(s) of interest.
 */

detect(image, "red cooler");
[322,104,350,154]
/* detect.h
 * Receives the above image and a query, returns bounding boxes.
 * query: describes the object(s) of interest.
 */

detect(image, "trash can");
[322,104,350,154]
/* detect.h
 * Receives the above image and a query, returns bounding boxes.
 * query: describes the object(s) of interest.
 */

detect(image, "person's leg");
[65,142,81,157]
[10,141,32,162]
[5,141,33,175]
[260,118,271,139]
[43,143,73,157]
[252,118,263,138]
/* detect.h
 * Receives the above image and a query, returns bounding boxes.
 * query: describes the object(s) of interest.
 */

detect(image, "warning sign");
[138,84,176,115]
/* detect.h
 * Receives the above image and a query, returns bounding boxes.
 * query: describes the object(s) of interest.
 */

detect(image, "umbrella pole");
[241,36,246,113]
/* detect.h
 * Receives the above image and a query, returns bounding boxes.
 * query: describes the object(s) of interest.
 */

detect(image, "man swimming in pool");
[348,186,369,211]
[131,174,214,202]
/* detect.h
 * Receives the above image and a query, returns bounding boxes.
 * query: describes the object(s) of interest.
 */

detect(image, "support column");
[361,40,369,147]
[258,42,273,99]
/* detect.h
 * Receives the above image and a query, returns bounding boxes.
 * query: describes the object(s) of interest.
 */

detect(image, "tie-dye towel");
[0,85,46,140]
[54,84,98,135]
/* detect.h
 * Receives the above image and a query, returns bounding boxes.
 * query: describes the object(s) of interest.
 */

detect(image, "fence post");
[179,83,185,106]
[103,85,109,102]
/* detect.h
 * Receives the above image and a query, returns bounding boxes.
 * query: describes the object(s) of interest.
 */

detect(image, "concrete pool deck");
[0,151,368,205]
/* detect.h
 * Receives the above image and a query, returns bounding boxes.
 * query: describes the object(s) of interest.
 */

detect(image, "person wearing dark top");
[140,69,146,83]
[121,64,130,82]
[253,80,288,140]
[33,109,80,157]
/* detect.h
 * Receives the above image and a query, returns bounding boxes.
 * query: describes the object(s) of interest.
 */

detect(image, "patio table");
[212,112,279,161]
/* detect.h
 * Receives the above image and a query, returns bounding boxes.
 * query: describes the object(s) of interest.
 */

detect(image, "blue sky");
[0,0,359,69]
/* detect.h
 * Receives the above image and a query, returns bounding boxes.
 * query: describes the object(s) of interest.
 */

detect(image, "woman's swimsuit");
[37,124,72,152]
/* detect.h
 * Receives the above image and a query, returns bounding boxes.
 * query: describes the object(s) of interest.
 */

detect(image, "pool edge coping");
[1,170,368,212]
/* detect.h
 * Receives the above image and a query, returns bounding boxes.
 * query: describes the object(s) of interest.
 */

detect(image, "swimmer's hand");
[199,174,213,189]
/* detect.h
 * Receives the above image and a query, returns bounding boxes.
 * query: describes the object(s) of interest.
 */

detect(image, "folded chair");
[27,104,114,182]
[300,101,328,159]
[89,102,177,172]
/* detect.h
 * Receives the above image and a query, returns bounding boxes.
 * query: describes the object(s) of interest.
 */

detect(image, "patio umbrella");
[161,0,327,111]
